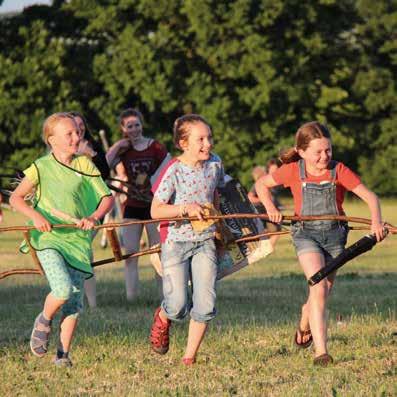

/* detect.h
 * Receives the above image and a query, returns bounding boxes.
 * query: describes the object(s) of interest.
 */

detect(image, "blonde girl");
[10,113,114,367]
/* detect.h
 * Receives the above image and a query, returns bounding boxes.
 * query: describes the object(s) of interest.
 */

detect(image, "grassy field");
[0,199,396,396]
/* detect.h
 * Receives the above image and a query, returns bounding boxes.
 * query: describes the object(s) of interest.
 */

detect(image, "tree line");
[0,0,396,193]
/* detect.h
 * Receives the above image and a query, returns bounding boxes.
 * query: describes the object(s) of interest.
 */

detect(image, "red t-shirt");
[120,140,167,208]
[272,161,361,216]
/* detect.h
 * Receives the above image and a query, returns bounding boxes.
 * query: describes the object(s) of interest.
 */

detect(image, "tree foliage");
[0,0,396,194]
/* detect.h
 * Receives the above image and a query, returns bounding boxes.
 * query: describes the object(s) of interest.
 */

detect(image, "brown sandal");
[313,353,334,367]
[294,327,313,348]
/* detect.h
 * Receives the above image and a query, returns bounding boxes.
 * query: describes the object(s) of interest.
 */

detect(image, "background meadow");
[0,199,396,396]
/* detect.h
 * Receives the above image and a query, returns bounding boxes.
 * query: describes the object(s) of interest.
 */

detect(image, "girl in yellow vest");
[10,113,114,367]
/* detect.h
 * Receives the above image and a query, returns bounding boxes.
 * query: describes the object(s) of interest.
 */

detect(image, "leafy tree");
[0,3,101,175]
[0,0,395,194]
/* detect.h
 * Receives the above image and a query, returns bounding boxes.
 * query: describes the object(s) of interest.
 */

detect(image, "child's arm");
[10,177,52,232]
[351,184,385,241]
[255,174,283,223]
[151,198,204,220]
[106,139,131,169]
[77,195,114,230]
[247,190,261,205]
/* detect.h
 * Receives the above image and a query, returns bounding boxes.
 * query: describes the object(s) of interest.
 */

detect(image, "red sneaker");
[150,307,171,354]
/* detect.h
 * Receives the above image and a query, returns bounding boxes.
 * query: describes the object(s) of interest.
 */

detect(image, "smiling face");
[298,137,332,174]
[121,116,143,141]
[48,118,80,156]
[179,121,213,162]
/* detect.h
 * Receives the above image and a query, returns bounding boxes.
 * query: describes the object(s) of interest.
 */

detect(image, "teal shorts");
[37,249,85,318]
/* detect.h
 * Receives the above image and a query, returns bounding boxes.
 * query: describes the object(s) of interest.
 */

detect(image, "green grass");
[0,199,396,396]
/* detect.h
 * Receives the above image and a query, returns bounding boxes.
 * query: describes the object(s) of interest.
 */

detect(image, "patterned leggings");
[37,249,85,318]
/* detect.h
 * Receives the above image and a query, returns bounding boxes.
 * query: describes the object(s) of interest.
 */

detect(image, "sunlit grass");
[0,199,396,396]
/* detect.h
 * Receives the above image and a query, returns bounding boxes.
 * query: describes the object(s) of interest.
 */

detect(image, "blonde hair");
[279,121,331,164]
[42,112,74,146]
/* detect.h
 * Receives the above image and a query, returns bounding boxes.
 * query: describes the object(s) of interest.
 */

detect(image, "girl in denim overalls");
[256,121,385,366]
[149,114,225,366]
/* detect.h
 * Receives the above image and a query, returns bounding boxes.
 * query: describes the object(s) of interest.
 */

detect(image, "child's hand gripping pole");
[307,231,388,286]
[189,203,234,245]
[190,203,218,232]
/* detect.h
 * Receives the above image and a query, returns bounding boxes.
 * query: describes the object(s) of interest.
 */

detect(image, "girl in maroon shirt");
[107,109,168,301]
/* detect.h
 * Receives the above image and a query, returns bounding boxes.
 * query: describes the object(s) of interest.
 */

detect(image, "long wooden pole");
[1,214,396,233]
[0,215,395,280]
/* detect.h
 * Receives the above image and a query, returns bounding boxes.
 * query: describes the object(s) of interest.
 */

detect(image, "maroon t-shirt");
[120,140,167,208]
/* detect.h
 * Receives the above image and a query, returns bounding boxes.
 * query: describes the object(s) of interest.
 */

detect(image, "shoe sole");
[151,345,169,355]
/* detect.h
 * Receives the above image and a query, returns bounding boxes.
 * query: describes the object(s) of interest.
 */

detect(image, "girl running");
[10,113,114,367]
[255,121,385,366]
[149,114,225,365]
[106,108,168,301]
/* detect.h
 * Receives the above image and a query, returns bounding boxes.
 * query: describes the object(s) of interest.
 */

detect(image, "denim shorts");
[160,238,217,323]
[291,222,348,260]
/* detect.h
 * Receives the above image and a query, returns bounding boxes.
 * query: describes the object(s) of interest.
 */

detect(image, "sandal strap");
[32,329,50,341]
[30,312,52,357]
[299,328,312,337]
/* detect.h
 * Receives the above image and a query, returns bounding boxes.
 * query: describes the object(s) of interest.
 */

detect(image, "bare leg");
[184,320,208,360]
[269,234,280,249]
[84,275,97,308]
[297,268,337,345]
[298,252,330,357]
[122,222,143,301]
[146,222,163,299]
[296,300,311,344]
[43,293,67,320]
[58,315,78,353]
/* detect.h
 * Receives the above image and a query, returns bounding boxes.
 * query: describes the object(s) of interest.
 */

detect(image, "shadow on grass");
[0,272,396,348]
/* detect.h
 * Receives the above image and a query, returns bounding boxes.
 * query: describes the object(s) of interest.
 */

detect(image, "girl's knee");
[310,282,329,301]
[162,302,188,321]
[190,306,216,323]
[51,284,73,301]
[62,306,81,319]
[62,297,83,318]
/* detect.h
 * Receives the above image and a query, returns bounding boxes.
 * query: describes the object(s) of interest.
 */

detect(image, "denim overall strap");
[298,159,306,181]
[299,160,339,230]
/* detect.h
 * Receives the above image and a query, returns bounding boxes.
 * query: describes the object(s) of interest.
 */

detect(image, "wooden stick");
[1,214,396,233]
[0,268,41,280]
[22,231,44,275]
[0,215,394,280]
[105,228,123,261]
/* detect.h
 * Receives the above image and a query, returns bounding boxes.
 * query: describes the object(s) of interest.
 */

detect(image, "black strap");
[308,233,379,286]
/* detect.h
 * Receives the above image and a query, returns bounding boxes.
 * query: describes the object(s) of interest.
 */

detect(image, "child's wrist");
[91,215,100,224]
[179,204,188,217]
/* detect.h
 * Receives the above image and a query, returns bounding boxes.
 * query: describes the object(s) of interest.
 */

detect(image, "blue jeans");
[291,222,348,261]
[160,238,218,323]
